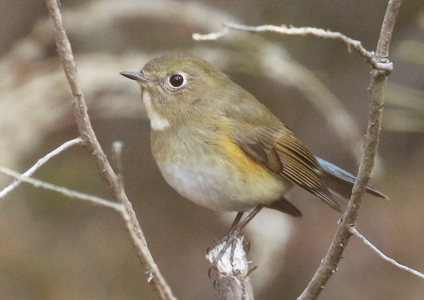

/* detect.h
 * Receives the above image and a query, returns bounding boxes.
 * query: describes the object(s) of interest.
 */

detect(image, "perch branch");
[207,236,254,300]
[45,1,176,299]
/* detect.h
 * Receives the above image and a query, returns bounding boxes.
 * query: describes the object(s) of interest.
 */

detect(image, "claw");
[207,229,243,270]
[211,238,234,267]
[246,265,258,277]
[207,210,258,277]
[213,279,219,290]
[208,265,217,279]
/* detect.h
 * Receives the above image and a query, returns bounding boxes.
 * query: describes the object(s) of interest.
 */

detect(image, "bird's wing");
[233,126,341,212]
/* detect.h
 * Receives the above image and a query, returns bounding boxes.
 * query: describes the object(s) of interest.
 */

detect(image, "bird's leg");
[209,205,264,271]
[228,211,244,233]
[231,205,263,234]
[208,211,243,254]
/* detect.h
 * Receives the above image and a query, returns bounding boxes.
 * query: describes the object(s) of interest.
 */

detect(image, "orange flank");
[217,134,272,179]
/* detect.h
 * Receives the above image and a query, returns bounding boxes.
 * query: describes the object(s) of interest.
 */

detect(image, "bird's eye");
[169,74,185,88]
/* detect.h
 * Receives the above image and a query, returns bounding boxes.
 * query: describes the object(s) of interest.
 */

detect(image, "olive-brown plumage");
[121,53,387,218]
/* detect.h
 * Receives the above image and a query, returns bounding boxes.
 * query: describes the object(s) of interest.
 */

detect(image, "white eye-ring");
[168,73,186,88]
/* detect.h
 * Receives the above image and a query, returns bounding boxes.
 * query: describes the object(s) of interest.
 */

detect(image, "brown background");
[0,0,424,299]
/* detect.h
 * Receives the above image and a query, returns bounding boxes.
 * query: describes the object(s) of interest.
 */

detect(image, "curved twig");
[193,23,393,72]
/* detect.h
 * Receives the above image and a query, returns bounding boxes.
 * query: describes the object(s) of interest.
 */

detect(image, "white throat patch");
[143,91,170,131]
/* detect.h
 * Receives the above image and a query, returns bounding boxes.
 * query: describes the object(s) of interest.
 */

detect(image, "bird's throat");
[142,91,170,131]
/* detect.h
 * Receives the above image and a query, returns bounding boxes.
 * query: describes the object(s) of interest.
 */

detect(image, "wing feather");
[234,125,341,212]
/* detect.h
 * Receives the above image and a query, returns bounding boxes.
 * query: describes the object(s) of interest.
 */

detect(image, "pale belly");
[156,158,290,212]
[151,118,292,212]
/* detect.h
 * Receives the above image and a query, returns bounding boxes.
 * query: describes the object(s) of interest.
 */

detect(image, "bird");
[120,53,387,234]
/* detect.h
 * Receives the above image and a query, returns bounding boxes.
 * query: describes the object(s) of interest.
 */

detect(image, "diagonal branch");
[298,1,402,299]
[45,1,176,299]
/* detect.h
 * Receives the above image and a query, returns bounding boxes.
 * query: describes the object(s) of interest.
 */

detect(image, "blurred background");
[0,0,423,299]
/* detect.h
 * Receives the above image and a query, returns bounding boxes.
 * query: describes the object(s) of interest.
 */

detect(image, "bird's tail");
[316,157,389,200]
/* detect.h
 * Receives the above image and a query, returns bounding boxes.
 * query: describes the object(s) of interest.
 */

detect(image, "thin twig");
[192,28,230,41]
[45,1,176,299]
[298,1,402,299]
[0,137,83,199]
[350,228,424,279]
[0,166,122,211]
[193,23,393,71]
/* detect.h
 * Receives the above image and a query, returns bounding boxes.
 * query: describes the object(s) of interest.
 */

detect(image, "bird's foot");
[206,228,250,277]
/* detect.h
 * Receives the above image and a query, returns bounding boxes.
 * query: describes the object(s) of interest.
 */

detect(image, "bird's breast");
[151,123,291,211]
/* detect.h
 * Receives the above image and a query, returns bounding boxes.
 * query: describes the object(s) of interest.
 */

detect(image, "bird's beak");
[120,71,147,82]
